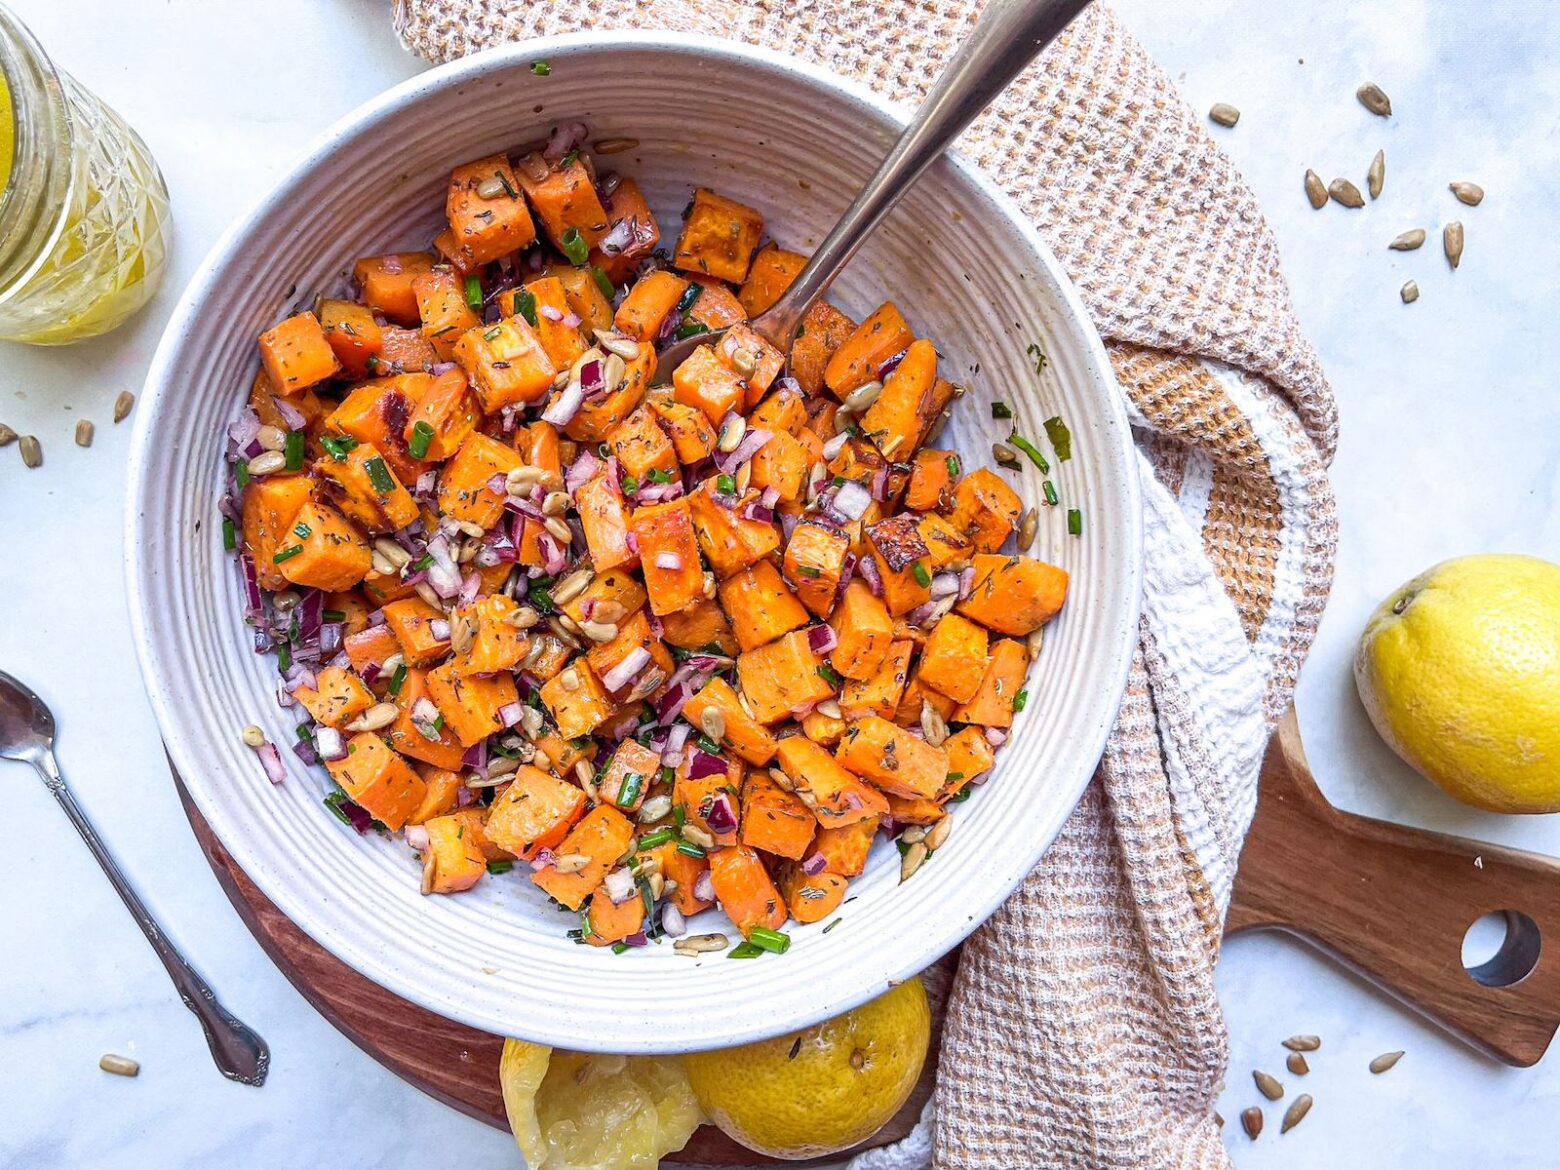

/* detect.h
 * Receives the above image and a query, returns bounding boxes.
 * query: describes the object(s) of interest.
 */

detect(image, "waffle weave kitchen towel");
[394,2,1339,1166]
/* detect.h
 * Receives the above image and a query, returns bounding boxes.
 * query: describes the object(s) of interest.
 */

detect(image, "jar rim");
[0,3,72,299]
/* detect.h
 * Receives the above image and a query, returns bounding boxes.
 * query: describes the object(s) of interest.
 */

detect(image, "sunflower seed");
[1304,169,1328,209]
[1018,507,1038,552]
[602,352,626,392]
[680,824,716,849]
[578,619,618,643]
[1367,149,1385,199]
[1444,221,1464,269]
[1241,1107,1264,1140]
[1214,1111,1224,1128]
[552,852,591,874]
[924,815,953,851]
[507,605,541,629]
[0,423,14,446]
[637,794,673,823]
[813,698,842,720]
[1401,280,1420,304]
[506,465,545,494]
[1389,229,1426,251]
[255,423,287,451]
[992,442,1020,470]
[1026,626,1046,661]
[1449,181,1484,206]
[841,379,884,414]
[920,700,949,747]
[716,414,747,453]
[1286,1052,1309,1076]
[532,747,553,772]
[113,390,136,423]
[899,825,928,845]
[450,616,477,656]
[699,707,726,742]
[900,841,928,881]
[419,846,435,895]
[1279,1093,1312,1133]
[559,668,581,692]
[543,516,573,542]
[1357,81,1392,116]
[347,702,399,732]
[1282,1035,1321,1052]
[1208,102,1240,128]
[574,758,596,785]
[19,435,42,468]
[246,450,287,476]
[729,347,758,378]
[767,767,796,792]
[1254,1070,1285,1100]
[1328,178,1365,209]
[551,568,594,605]
[673,932,729,955]
[99,1054,140,1077]
[241,724,266,748]
[1369,1050,1404,1074]
[734,460,752,493]
[597,332,641,360]
[414,582,444,610]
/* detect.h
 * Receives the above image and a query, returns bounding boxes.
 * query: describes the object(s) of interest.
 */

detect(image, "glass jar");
[0,4,170,344]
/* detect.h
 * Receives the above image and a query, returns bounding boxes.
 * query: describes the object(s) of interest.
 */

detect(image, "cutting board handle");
[1227,708,1560,1067]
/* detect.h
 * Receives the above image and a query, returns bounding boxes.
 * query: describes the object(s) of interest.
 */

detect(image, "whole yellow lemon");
[1354,554,1560,813]
[683,977,930,1160]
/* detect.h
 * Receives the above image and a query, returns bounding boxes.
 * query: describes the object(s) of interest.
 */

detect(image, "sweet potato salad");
[223,124,1072,957]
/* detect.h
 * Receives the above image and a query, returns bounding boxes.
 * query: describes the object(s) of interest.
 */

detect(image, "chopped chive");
[749,926,791,954]
[292,522,312,540]
[911,561,931,588]
[323,791,354,825]
[284,430,305,472]
[948,785,973,803]
[675,841,706,858]
[414,553,435,572]
[1043,415,1072,462]
[796,565,821,578]
[296,723,313,742]
[515,289,538,327]
[559,227,589,266]
[1008,430,1050,473]
[277,643,292,672]
[638,828,674,850]
[617,771,644,808]
[483,325,502,341]
[675,283,704,314]
[464,275,483,308]
[1013,689,1029,713]
[221,518,236,551]
[816,663,843,688]
[716,473,737,495]
[409,420,435,459]
[672,805,686,828]
[530,60,551,75]
[486,859,514,875]
[1067,508,1084,536]
[696,733,721,754]
[1042,479,1059,506]
[727,942,765,959]
[364,455,395,494]
[822,917,843,934]
[387,663,408,696]
[432,714,445,732]
[674,321,710,340]
[579,909,594,939]
[320,435,356,461]
[639,876,655,918]
[621,475,639,496]
[945,454,962,478]
[322,609,346,623]
[991,400,1013,420]
[272,545,304,564]
[647,468,674,484]
[946,771,965,784]
[591,266,616,300]
[233,460,251,488]
[611,941,630,954]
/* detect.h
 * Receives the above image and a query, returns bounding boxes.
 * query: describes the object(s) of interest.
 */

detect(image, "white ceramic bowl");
[126,33,1142,1053]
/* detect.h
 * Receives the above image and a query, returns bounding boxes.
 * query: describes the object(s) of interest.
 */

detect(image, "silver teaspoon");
[0,670,269,1085]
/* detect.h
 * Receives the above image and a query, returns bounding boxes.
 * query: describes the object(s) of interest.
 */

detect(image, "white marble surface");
[1,1,1556,1166]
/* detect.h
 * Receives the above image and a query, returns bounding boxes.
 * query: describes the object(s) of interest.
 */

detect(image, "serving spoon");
[653,0,1094,382]
[0,670,269,1085]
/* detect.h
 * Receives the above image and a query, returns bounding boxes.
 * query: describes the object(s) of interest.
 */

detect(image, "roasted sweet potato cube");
[513,420,564,484]
[293,666,374,729]
[827,581,895,681]
[738,243,807,317]
[719,560,810,651]
[513,276,590,369]
[783,521,851,617]
[749,384,808,436]
[515,154,610,251]
[324,376,429,486]
[685,275,747,333]
[318,299,384,381]
[550,264,616,334]
[564,349,651,443]
[531,805,635,910]
[411,269,481,362]
[559,568,646,626]
[585,610,675,702]
[354,252,436,326]
[688,480,781,578]
[402,367,480,462]
[708,844,786,937]
[809,818,878,877]
[249,368,327,435]
[716,323,783,403]
[801,706,848,746]
[951,468,1023,554]
[275,501,371,591]
[326,590,375,637]
[824,302,914,398]
[858,339,937,460]
[590,177,660,284]
[241,473,314,591]
[740,769,815,861]
[736,628,836,724]
[539,660,615,739]
[313,440,419,534]
[951,638,1029,728]
[408,767,463,825]
[446,153,537,267]
[613,269,688,342]
[378,325,439,373]
[608,404,677,482]
[453,316,557,412]
[683,676,777,766]
[525,633,575,684]
[790,302,856,397]
[942,726,996,798]
[749,430,809,503]
[659,598,738,656]
[662,843,714,917]
[421,813,488,894]
[586,887,646,945]
[631,499,705,615]
[885,793,945,825]
[836,716,947,800]
[381,597,451,666]
[598,740,661,813]
[484,765,588,860]
[780,867,848,924]
[918,613,989,703]
[649,399,717,465]
[259,311,340,396]
[344,624,400,679]
[867,513,930,574]
[873,552,932,617]
[327,733,427,831]
[839,638,912,721]
[774,736,888,827]
[894,666,958,730]
[905,449,960,513]
[672,345,746,426]
[675,755,743,848]
[674,188,763,284]
[533,728,597,775]
[918,512,972,570]
[576,471,639,572]
[438,432,523,530]
[957,554,1071,635]
[452,595,529,677]
[425,662,518,747]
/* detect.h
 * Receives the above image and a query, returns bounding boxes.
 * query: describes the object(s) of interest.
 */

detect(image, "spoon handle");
[35,749,270,1085]
[756,0,1094,347]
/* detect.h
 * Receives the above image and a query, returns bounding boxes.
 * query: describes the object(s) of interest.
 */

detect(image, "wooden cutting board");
[172,703,1560,1162]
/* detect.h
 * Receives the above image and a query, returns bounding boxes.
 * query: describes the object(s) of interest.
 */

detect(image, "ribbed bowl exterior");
[126,34,1143,1052]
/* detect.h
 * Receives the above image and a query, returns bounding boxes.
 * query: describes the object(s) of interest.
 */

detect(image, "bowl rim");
[126,29,1144,1050]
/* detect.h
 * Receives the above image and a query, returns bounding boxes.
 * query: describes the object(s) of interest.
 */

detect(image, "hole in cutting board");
[1462,910,1542,988]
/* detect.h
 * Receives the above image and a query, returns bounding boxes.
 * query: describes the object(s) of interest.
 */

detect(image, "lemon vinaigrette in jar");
[0,4,169,344]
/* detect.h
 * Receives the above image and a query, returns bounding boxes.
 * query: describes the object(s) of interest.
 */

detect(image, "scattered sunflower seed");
[1282,1035,1322,1052]
[475,176,508,200]
[1444,221,1464,269]
[1018,507,1038,552]
[552,852,591,874]
[673,932,729,956]
[924,816,953,852]
[99,1054,140,1077]
[1026,626,1046,661]
[1286,1052,1310,1076]
[992,442,1020,470]
[1401,280,1420,304]
[1357,81,1392,117]
[347,703,398,733]
[1449,181,1484,206]
[551,568,593,605]
[247,450,287,476]
[19,435,42,468]
[1241,1107,1264,1140]
[1304,170,1328,209]
[74,419,95,448]
[1280,1094,1312,1133]
[699,707,726,742]
[900,841,928,881]
[1254,1070,1285,1100]
[1209,102,1241,128]
[593,137,641,156]
[899,824,928,845]
[1367,149,1385,199]
[1389,229,1426,251]
[1328,178,1365,209]
[1369,1050,1405,1074]
[920,700,949,747]
[241,725,266,748]
[113,390,136,423]
[1214,1111,1225,1128]
[0,423,14,446]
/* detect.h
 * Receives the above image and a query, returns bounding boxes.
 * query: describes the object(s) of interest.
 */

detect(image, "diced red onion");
[878,348,909,379]
[462,741,489,775]
[291,739,319,766]
[801,852,827,876]
[456,786,476,808]
[538,533,568,576]
[759,486,780,510]
[985,727,1008,746]
[538,304,563,322]
[660,905,687,937]
[959,565,976,600]
[275,680,297,709]
[832,479,871,521]
[634,480,684,503]
[319,623,343,655]
[429,360,457,376]
[541,379,586,426]
[366,608,387,628]
[486,472,508,495]
[714,427,773,475]
[274,397,307,431]
[601,645,652,693]
[780,510,801,543]
[790,700,818,720]
[405,824,430,852]
[382,254,403,275]
[654,551,684,571]
[227,410,262,456]
[740,503,774,524]
[543,120,588,161]
[857,554,884,596]
[529,849,556,871]
[579,359,605,397]
[705,791,737,834]
[315,726,347,761]
[602,867,636,905]
[622,931,648,948]
[661,721,692,765]
[694,870,715,903]
[429,619,451,642]
[498,701,524,729]
[822,431,850,461]
[598,217,636,256]
[457,571,482,605]
[869,466,889,502]
[414,698,441,725]
[562,312,582,329]
[647,613,665,639]
[655,680,693,725]
[239,555,265,621]
[688,750,727,781]
[930,572,961,600]
[843,791,863,811]
[414,470,438,498]
[807,624,839,654]
[255,742,287,785]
